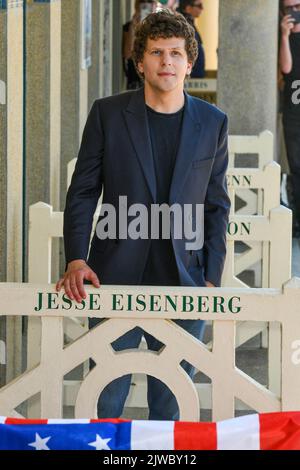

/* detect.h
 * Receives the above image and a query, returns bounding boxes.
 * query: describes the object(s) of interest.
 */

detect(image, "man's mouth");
[158,73,175,77]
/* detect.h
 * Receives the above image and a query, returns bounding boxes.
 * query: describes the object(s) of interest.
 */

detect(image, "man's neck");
[144,84,185,114]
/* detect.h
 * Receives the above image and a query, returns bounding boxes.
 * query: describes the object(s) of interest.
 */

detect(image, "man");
[123,0,158,90]
[57,10,230,420]
[279,0,300,237]
[177,0,205,78]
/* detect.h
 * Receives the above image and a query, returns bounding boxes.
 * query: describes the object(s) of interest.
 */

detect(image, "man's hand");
[281,14,295,37]
[56,260,100,303]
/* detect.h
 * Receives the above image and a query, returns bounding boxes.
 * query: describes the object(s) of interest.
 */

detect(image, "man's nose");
[161,52,172,66]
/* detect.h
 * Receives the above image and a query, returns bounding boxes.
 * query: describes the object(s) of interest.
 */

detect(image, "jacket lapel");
[169,93,203,204]
[123,88,156,202]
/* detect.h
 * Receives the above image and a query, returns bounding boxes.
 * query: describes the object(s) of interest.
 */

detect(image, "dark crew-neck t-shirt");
[283,32,300,118]
[141,104,184,286]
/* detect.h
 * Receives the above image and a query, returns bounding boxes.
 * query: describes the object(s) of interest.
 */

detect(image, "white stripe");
[47,419,90,424]
[0,417,6,424]
[131,420,174,450]
[217,414,260,450]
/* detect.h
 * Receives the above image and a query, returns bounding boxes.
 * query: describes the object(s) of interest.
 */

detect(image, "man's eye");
[172,51,180,56]
[152,50,161,55]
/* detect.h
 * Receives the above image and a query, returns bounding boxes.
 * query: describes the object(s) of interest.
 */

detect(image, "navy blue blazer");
[64,87,230,287]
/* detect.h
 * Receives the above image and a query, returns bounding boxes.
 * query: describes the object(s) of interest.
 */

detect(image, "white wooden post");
[212,321,236,421]
[226,133,292,397]
[281,278,300,411]
[1,281,298,420]
[40,317,64,418]
[28,203,63,417]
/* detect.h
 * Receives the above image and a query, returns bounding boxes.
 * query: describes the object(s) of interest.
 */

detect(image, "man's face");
[185,1,204,19]
[283,0,300,30]
[139,1,157,19]
[137,37,193,93]
[284,0,300,7]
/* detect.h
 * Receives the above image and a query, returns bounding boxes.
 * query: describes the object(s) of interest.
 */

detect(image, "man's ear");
[137,62,144,75]
[187,62,193,75]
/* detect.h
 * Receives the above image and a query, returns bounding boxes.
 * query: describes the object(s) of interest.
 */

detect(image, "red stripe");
[174,421,217,450]
[5,418,48,425]
[90,418,131,424]
[5,418,130,425]
[260,412,300,450]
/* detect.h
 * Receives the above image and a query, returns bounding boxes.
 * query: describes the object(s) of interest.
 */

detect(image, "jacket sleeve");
[63,100,104,265]
[203,114,231,287]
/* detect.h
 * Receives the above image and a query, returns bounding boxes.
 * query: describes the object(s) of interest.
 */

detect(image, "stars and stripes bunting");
[0,412,299,450]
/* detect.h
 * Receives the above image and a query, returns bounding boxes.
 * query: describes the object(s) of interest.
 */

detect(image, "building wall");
[196,0,219,72]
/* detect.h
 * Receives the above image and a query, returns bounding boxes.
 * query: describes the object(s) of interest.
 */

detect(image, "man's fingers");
[56,278,64,292]
[56,267,100,303]
[69,274,82,303]
[282,15,295,24]
[76,273,87,300]
[91,273,101,287]
[63,278,74,301]
[86,270,101,287]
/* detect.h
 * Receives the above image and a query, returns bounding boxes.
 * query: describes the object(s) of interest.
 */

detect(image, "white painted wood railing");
[0,130,288,416]
[0,280,300,421]
[29,140,291,408]
[224,133,292,397]
[228,130,274,169]
[25,201,291,413]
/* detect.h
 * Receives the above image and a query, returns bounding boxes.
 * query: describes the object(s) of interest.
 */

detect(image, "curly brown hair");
[132,9,198,78]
